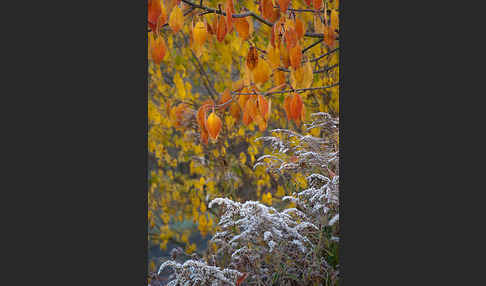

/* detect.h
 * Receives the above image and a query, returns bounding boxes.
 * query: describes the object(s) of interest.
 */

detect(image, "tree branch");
[181,0,273,26]
[315,63,338,74]
[303,39,324,53]
[309,47,339,62]
[231,82,340,96]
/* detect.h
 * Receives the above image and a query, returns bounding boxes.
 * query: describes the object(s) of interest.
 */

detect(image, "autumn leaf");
[169,5,184,33]
[236,273,248,286]
[284,26,297,49]
[324,24,337,48]
[289,42,302,70]
[257,94,271,121]
[313,0,323,10]
[216,14,228,42]
[261,0,276,22]
[331,9,339,30]
[150,34,167,64]
[173,73,186,99]
[226,0,234,32]
[283,94,292,121]
[246,46,259,70]
[234,17,250,40]
[193,20,208,48]
[281,43,290,68]
[206,111,223,140]
[252,59,271,85]
[290,93,303,121]
[254,114,267,131]
[229,101,241,121]
[246,96,258,121]
[148,0,162,32]
[219,88,232,110]
[291,61,313,89]
[238,92,249,109]
[170,103,192,129]
[277,0,290,13]
[273,69,286,86]
[295,18,306,40]
[314,14,324,34]
[242,96,257,125]
[267,43,280,69]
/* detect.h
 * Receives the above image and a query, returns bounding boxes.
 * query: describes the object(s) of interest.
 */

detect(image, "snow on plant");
[158,259,241,286]
[209,198,317,254]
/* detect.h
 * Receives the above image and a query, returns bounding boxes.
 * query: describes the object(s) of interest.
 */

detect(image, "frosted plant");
[254,112,339,177]
[209,198,317,253]
[158,259,241,286]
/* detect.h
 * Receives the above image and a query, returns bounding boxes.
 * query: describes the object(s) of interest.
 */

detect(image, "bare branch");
[309,47,339,62]
[315,63,338,74]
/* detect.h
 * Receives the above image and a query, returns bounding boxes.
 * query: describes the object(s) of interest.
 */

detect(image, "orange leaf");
[197,106,208,132]
[169,5,183,33]
[238,93,249,109]
[229,101,241,121]
[206,112,222,141]
[207,18,215,35]
[257,94,271,121]
[216,14,228,42]
[159,4,168,27]
[242,107,252,125]
[254,114,267,131]
[247,96,258,120]
[234,17,250,40]
[291,61,313,89]
[200,129,209,144]
[267,43,280,69]
[273,70,286,86]
[193,20,208,47]
[304,0,311,7]
[324,24,336,48]
[295,18,306,40]
[148,0,162,32]
[226,0,234,32]
[313,0,323,10]
[236,273,248,286]
[252,59,271,85]
[261,0,275,22]
[290,93,303,120]
[150,34,167,65]
[277,0,290,13]
[197,100,215,132]
[242,96,257,125]
[289,42,302,70]
[219,89,232,110]
[283,95,292,120]
[246,46,259,70]
[171,103,191,129]
[284,26,297,49]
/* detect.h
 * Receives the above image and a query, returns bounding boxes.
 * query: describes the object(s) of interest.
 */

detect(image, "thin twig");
[315,64,338,74]
[309,47,339,62]
[303,39,324,53]
[190,50,218,100]
[232,82,339,96]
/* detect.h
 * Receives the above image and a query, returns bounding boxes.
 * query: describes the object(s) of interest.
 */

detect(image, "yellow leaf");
[174,73,186,99]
